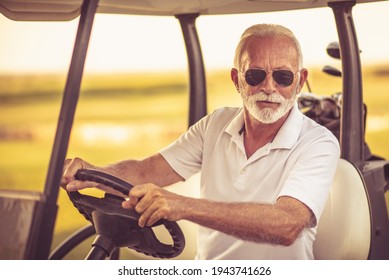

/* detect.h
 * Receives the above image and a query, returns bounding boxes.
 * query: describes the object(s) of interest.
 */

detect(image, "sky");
[0,1,389,74]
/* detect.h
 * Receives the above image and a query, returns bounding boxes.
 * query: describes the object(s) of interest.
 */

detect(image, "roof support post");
[328,1,364,166]
[176,13,207,127]
[39,0,98,258]
[330,1,389,259]
[45,0,98,202]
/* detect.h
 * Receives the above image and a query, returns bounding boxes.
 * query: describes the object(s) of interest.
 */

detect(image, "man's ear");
[231,68,240,92]
[298,68,309,92]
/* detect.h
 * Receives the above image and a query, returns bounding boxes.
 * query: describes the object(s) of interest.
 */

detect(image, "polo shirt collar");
[225,102,304,150]
[225,107,245,137]
[271,102,304,149]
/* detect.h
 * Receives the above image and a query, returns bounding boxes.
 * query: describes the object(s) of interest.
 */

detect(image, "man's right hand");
[61,157,128,198]
[61,157,100,191]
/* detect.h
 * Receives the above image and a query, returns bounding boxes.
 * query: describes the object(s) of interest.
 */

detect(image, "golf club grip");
[75,169,133,195]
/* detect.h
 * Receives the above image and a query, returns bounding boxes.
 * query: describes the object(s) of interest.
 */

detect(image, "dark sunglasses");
[244,69,298,87]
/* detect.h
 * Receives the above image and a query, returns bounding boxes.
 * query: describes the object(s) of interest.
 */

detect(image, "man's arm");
[186,196,313,246]
[124,184,312,246]
[61,153,184,192]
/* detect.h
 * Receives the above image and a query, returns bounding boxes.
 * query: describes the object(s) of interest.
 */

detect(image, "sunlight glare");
[79,123,133,145]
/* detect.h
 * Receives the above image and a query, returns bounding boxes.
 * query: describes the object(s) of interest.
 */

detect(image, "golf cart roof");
[0,0,382,21]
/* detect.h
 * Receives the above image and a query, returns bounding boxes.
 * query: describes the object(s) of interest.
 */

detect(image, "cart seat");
[313,158,371,259]
[0,190,57,259]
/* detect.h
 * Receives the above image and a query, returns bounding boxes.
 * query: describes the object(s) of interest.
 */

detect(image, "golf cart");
[0,0,388,260]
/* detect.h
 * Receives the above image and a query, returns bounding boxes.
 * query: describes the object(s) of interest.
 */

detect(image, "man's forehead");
[243,36,299,67]
[246,35,295,51]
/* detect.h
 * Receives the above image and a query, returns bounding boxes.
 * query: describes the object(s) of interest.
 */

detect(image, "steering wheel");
[66,169,185,259]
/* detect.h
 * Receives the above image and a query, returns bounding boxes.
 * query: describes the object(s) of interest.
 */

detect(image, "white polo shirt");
[160,104,340,259]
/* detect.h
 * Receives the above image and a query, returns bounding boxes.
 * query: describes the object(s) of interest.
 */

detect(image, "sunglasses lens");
[245,69,266,86]
[273,70,295,86]
[244,69,295,87]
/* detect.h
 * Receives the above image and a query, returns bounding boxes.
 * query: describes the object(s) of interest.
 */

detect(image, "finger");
[138,201,167,227]
[129,184,150,199]
[129,185,153,212]
[60,158,74,187]
[122,196,138,209]
[122,199,131,209]
[63,158,72,173]
[95,184,128,197]
[66,180,99,192]
[129,196,139,207]
[133,188,158,214]
[61,157,87,186]
[145,209,167,227]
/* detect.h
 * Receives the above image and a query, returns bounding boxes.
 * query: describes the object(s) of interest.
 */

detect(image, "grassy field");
[0,66,388,259]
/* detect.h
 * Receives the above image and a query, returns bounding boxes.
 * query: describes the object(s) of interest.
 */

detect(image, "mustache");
[243,92,286,103]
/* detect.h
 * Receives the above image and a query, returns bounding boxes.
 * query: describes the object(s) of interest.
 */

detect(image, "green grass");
[0,71,199,259]
[0,67,388,259]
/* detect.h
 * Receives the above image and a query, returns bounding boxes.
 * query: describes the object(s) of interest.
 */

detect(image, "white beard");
[240,90,296,124]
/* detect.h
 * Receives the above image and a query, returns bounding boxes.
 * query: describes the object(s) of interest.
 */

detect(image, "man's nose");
[260,72,277,94]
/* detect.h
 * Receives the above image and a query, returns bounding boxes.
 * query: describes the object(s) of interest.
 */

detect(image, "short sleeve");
[278,131,340,227]
[159,113,211,180]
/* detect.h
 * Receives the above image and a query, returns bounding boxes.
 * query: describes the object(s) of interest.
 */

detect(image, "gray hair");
[233,24,303,70]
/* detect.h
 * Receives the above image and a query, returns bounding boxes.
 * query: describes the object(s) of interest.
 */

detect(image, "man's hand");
[122,184,188,227]
[61,157,125,197]
[61,157,94,190]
